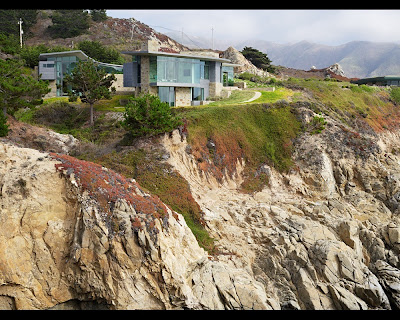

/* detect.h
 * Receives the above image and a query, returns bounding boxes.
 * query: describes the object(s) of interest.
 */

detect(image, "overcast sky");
[107,10,400,46]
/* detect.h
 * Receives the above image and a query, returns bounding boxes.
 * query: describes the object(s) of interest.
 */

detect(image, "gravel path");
[243,91,261,103]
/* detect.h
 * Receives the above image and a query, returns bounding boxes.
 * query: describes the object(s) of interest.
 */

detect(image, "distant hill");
[166,29,400,79]
[17,11,400,79]
[24,10,189,53]
[234,40,400,79]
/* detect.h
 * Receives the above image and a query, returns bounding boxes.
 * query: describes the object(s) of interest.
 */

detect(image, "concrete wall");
[209,61,222,83]
[112,74,125,92]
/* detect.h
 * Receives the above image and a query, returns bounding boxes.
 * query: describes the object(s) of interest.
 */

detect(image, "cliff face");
[0,142,275,310]
[160,109,400,309]
[2,99,400,309]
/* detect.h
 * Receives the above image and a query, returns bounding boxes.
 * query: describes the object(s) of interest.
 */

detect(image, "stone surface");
[0,142,275,310]
[3,95,400,309]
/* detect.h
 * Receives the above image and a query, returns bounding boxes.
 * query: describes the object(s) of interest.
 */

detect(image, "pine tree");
[241,46,275,73]
[0,59,50,117]
[64,59,116,126]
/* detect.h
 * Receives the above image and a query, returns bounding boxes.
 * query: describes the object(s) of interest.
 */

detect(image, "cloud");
[107,10,400,46]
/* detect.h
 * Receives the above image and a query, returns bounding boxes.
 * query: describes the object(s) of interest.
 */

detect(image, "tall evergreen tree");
[241,46,275,73]
[48,10,90,39]
[64,59,116,126]
[0,10,38,36]
[0,59,50,117]
[90,9,107,22]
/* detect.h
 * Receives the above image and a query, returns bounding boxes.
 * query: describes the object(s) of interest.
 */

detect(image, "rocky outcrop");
[0,142,276,310]
[222,46,269,77]
[160,108,400,310]
[3,99,400,309]
[326,63,346,77]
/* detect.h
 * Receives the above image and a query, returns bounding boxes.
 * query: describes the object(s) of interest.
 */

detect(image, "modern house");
[38,50,123,97]
[351,76,400,86]
[122,40,236,106]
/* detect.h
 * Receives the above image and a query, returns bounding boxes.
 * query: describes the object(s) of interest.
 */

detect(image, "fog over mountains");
[166,30,400,78]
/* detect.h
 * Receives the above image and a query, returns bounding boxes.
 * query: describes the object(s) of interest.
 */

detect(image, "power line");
[147,24,204,49]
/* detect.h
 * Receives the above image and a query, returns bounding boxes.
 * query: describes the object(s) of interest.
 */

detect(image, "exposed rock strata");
[161,110,400,310]
[0,142,275,310]
[2,103,400,309]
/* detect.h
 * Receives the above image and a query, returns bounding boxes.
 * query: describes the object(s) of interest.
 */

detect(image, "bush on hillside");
[390,87,400,104]
[77,40,125,65]
[0,112,9,137]
[34,101,88,129]
[48,10,90,39]
[122,94,182,138]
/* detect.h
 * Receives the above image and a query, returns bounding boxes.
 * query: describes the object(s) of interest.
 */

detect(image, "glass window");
[193,61,201,84]
[149,56,157,82]
[155,56,202,84]
[192,87,204,101]
[158,86,175,106]
[204,61,209,79]
[222,66,234,86]
[178,59,192,83]
[200,61,209,80]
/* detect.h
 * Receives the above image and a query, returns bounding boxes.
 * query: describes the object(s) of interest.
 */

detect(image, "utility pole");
[18,18,23,48]
[130,18,135,40]
[211,26,214,50]
[181,27,184,44]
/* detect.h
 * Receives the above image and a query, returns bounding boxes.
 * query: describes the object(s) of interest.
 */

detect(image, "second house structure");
[122,40,235,106]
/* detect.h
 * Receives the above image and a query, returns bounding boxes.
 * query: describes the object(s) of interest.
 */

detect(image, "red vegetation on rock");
[50,153,169,233]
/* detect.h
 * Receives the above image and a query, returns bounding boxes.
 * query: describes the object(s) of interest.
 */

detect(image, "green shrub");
[33,101,89,132]
[0,112,9,137]
[309,114,327,134]
[350,84,373,93]
[390,87,400,104]
[77,40,125,65]
[122,94,182,137]
[48,10,90,39]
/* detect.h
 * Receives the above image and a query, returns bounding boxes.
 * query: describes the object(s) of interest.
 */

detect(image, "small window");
[183,69,191,77]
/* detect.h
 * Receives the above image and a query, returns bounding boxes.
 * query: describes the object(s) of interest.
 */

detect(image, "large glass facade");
[149,56,209,84]
[47,56,78,96]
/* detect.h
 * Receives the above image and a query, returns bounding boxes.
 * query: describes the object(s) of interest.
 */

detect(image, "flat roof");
[121,50,231,63]
[222,62,242,67]
[352,75,400,84]
[39,50,123,68]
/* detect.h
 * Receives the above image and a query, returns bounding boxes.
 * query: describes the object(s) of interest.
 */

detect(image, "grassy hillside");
[175,102,301,192]
[285,77,400,132]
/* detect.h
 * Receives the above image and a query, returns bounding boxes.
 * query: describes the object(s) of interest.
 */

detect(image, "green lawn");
[207,90,255,106]
[249,87,294,104]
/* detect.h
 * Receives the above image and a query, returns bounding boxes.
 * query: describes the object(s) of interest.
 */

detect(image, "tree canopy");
[77,40,125,65]
[64,59,116,125]
[122,93,182,138]
[48,10,90,39]
[90,9,108,22]
[0,10,38,37]
[241,46,275,73]
[0,58,50,117]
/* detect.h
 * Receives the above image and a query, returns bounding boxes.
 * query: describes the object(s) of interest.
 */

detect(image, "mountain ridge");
[165,29,400,79]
